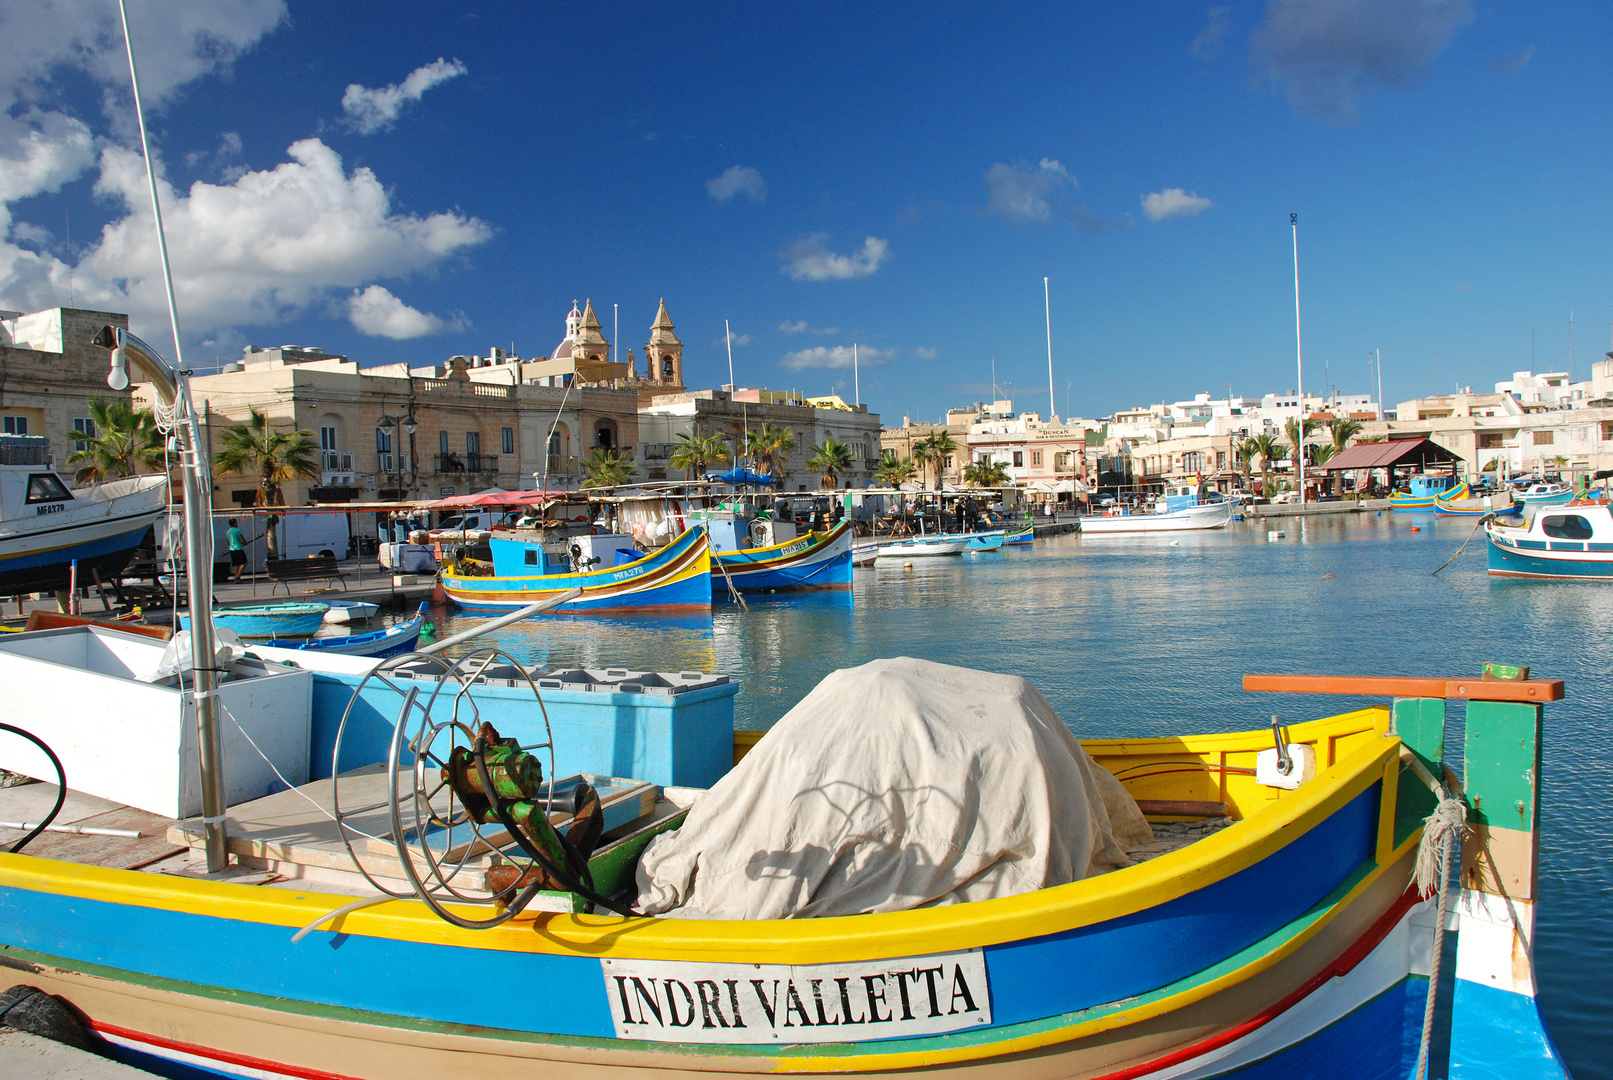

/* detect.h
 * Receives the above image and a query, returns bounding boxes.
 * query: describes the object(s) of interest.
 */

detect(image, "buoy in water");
[1169,540,1181,547]
[1411,525,1421,532]
[1267,530,1286,541]
[903,561,913,568]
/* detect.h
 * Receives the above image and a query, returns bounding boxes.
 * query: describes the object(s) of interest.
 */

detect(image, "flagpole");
[1044,276,1056,422]
[1291,214,1305,510]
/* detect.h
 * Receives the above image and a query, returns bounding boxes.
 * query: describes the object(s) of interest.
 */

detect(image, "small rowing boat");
[281,604,429,658]
[179,601,329,638]
[876,537,968,558]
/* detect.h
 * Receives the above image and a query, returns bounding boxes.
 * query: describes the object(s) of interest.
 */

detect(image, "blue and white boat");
[1514,480,1574,510]
[180,601,330,638]
[700,516,853,592]
[1486,502,1613,579]
[1082,484,1234,533]
[1389,475,1465,511]
[279,604,429,658]
[0,437,168,598]
[443,525,712,613]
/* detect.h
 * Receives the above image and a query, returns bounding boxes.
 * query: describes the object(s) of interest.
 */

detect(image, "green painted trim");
[1462,701,1541,831]
[2,857,1385,1064]
[1393,761,1438,850]
[1391,698,1445,775]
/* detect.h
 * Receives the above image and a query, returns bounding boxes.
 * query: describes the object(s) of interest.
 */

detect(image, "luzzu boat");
[1514,480,1574,510]
[1389,476,1466,511]
[705,518,853,592]
[442,524,712,613]
[1486,502,1613,579]
[1003,524,1035,546]
[1436,487,1520,516]
[0,666,1568,1078]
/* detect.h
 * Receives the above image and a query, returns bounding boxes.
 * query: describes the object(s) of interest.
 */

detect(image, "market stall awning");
[1322,437,1462,472]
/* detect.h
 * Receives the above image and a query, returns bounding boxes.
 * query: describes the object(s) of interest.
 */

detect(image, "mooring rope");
[1431,511,1496,576]
[1413,786,1468,1080]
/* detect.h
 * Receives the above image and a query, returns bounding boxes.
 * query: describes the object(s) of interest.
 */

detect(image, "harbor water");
[430,512,1611,1079]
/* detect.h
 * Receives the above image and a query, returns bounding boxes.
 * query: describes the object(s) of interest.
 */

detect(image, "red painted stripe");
[92,1020,360,1080]
[1091,885,1423,1080]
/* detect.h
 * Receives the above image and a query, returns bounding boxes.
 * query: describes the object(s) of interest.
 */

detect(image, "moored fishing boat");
[1080,500,1234,533]
[277,603,429,658]
[0,663,1569,1079]
[322,600,380,625]
[1436,487,1519,516]
[1485,502,1613,579]
[1514,480,1574,510]
[180,601,329,638]
[707,519,853,592]
[1389,475,1466,511]
[442,524,711,613]
[1003,524,1035,546]
[0,436,168,598]
[876,536,968,557]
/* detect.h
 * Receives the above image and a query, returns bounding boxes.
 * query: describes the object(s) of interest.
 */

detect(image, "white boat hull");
[876,539,969,557]
[0,474,168,595]
[1081,502,1235,533]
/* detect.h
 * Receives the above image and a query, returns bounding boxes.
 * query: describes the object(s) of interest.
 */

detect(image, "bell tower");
[645,299,683,389]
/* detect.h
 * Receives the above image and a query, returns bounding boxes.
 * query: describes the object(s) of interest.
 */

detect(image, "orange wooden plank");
[1243,674,1564,702]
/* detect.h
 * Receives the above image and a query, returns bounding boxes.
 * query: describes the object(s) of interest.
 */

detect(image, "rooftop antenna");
[853,342,859,407]
[991,359,997,404]
[1568,310,1574,381]
[1290,213,1305,510]
[1044,276,1056,422]
[613,303,618,370]
[1376,348,1383,421]
[726,317,747,449]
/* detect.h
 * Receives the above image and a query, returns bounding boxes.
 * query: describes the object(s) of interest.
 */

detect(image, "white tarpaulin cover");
[636,657,1153,920]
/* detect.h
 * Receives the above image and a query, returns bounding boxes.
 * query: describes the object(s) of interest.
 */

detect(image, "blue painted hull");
[713,522,853,592]
[180,604,329,637]
[1487,533,1613,579]
[281,610,426,658]
[0,520,154,597]
[444,526,712,613]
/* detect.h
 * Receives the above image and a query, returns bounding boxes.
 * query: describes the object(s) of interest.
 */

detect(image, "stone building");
[0,307,132,473]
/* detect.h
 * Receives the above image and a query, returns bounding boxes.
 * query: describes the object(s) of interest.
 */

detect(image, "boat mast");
[1291,214,1305,510]
[853,343,859,407]
[1044,276,1056,423]
[116,0,228,873]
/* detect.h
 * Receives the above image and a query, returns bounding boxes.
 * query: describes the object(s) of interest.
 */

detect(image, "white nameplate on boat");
[600,949,991,1044]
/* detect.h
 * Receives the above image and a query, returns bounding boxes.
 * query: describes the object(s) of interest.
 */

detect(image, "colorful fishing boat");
[1003,524,1035,546]
[0,436,168,598]
[179,601,330,638]
[276,604,429,658]
[1436,487,1519,516]
[1389,475,1466,511]
[442,524,711,613]
[1486,502,1613,579]
[711,521,853,592]
[0,665,1568,1079]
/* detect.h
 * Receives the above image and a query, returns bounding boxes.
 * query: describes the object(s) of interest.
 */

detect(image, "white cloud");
[780,234,889,281]
[780,344,895,371]
[1251,0,1474,124]
[1141,188,1214,221]
[0,112,95,205]
[347,285,463,338]
[778,319,839,335]
[706,165,766,203]
[2,138,492,340]
[715,329,751,346]
[914,346,937,359]
[985,158,1073,223]
[342,58,468,135]
[1191,7,1234,58]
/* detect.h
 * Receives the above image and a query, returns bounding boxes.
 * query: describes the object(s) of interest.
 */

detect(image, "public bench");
[265,555,348,595]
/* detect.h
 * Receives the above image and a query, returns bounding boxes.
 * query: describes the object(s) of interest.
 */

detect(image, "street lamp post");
[378,404,419,503]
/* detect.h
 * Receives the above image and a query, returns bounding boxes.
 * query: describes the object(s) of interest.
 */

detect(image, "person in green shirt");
[225,519,248,582]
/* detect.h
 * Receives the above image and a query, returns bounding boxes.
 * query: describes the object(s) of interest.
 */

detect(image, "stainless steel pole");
[1291,214,1305,511]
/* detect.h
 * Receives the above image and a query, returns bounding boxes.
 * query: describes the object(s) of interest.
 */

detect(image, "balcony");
[435,452,498,475]
[321,450,354,472]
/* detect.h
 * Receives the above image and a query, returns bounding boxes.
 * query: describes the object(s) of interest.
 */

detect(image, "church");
[518,298,685,397]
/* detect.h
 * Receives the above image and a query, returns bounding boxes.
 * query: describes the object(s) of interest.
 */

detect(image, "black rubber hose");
[1,724,66,854]
[471,735,642,918]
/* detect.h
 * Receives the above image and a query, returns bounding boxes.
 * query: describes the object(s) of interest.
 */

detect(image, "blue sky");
[1,1,1609,423]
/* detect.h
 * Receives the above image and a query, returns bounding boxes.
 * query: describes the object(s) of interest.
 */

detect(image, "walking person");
[225,518,249,582]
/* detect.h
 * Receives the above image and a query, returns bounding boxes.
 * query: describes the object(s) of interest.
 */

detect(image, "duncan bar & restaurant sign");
[600,949,991,1044]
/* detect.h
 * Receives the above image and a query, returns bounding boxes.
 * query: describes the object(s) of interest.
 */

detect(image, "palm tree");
[911,441,935,488]
[667,432,732,480]
[581,448,636,489]
[1235,436,1261,491]
[923,431,959,490]
[807,436,855,489]
[1251,432,1283,486]
[1284,417,1320,465]
[1311,443,1337,467]
[214,407,321,556]
[962,459,1011,488]
[60,397,165,484]
[1330,418,1363,454]
[873,450,917,487]
[743,422,796,482]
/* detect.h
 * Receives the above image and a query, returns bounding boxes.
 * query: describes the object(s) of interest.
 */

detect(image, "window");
[375,428,392,454]
[524,549,539,566]
[1541,515,1594,541]
[25,473,70,504]
[439,430,449,454]
[502,427,514,454]
[1603,422,1613,441]
[1216,451,1226,470]
[2,416,27,435]
[1533,430,1554,446]
[1013,451,1024,468]
[594,419,617,451]
[466,431,480,455]
[72,417,96,451]
[320,426,337,451]
[1478,433,1503,449]
[1031,450,1043,466]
